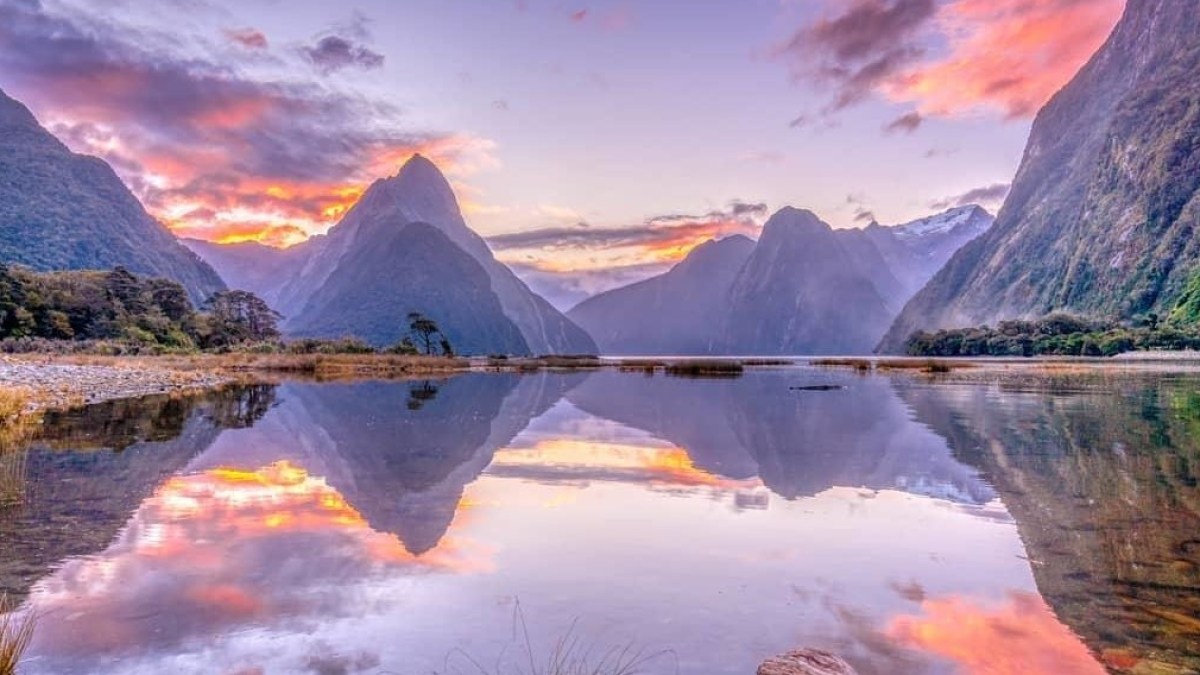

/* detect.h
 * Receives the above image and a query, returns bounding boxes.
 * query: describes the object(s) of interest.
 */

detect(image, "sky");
[0,0,1125,307]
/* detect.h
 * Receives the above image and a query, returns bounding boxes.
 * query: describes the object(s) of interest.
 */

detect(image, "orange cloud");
[784,0,1124,121]
[888,0,1124,118]
[0,1,500,250]
[489,204,766,274]
[886,592,1106,674]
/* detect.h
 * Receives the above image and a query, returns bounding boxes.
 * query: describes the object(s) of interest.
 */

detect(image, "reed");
[0,595,36,675]
[663,360,745,378]
[0,388,37,508]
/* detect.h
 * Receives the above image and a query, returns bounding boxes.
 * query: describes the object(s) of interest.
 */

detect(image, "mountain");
[566,206,990,355]
[181,239,308,310]
[191,155,596,354]
[567,235,756,355]
[288,220,529,354]
[880,0,1200,352]
[723,208,897,355]
[862,204,994,303]
[0,88,225,305]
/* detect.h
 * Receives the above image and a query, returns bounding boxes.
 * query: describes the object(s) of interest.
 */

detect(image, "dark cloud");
[730,200,768,218]
[883,111,922,134]
[931,182,1011,209]
[570,9,589,22]
[778,0,937,113]
[0,0,476,241]
[301,35,384,73]
[853,207,877,224]
[226,27,267,49]
[488,203,764,252]
[492,99,510,112]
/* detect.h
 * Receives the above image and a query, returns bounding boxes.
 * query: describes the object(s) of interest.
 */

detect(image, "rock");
[758,649,857,675]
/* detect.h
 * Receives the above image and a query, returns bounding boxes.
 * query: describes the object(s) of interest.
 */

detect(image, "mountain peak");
[760,207,832,241]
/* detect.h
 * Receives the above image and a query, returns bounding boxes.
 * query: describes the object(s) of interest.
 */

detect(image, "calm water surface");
[1,368,1198,674]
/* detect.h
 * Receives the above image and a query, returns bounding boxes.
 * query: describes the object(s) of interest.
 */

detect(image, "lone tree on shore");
[407,312,453,356]
[203,290,282,346]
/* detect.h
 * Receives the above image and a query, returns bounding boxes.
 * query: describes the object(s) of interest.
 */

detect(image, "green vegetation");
[0,265,278,353]
[403,312,454,356]
[904,312,1200,357]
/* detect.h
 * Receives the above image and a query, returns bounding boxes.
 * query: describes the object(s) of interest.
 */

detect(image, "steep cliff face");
[567,235,756,355]
[567,206,989,356]
[287,220,529,353]
[191,155,596,355]
[723,208,896,355]
[0,88,226,304]
[282,156,596,354]
[881,0,1200,351]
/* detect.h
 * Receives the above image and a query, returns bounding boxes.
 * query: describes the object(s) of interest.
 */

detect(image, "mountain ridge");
[880,0,1200,352]
[0,87,226,305]
[568,205,990,355]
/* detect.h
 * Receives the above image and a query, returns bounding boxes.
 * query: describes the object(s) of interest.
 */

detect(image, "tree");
[203,290,282,347]
[407,312,452,355]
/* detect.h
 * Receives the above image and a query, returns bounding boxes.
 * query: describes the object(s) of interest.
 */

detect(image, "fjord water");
[2,369,1197,674]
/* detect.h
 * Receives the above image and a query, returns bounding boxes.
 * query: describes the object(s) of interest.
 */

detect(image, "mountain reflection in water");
[6,368,1193,673]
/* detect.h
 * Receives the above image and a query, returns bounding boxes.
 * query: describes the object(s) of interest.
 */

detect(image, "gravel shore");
[0,356,230,412]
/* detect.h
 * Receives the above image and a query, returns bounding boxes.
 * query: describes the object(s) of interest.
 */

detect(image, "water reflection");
[899,375,1200,672]
[8,368,1189,673]
[1,389,271,599]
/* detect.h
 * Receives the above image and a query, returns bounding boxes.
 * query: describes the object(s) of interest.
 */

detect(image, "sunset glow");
[886,592,1107,674]
[27,461,491,654]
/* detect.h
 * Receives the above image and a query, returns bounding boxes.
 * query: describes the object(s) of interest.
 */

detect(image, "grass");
[663,360,745,378]
[0,388,37,508]
[434,604,674,675]
[0,595,35,675]
[811,358,967,374]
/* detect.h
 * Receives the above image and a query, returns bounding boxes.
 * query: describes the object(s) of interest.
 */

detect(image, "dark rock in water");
[757,649,857,675]
[790,385,845,392]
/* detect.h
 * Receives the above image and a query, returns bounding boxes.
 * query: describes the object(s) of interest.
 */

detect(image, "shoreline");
[6,351,1200,415]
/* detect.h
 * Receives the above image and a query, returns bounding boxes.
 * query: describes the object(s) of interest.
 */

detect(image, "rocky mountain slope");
[0,88,225,305]
[569,205,990,355]
[881,0,1200,352]
[723,208,897,355]
[192,156,596,354]
[567,235,756,355]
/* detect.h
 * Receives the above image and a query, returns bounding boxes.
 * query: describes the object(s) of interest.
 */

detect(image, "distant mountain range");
[189,156,597,354]
[880,0,1200,351]
[0,88,225,304]
[569,204,991,355]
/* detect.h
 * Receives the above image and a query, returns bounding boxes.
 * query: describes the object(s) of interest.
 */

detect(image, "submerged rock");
[757,649,856,675]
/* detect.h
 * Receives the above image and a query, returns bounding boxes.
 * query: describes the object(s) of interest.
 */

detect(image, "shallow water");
[1,368,1197,674]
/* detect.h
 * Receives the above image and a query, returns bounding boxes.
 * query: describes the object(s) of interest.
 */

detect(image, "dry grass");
[812,358,969,374]
[663,360,745,378]
[437,605,673,675]
[0,388,37,508]
[0,595,36,675]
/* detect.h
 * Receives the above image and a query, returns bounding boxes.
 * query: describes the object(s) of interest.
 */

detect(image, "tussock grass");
[0,388,37,508]
[436,605,674,675]
[0,595,36,675]
[663,360,744,378]
[812,358,967,374]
